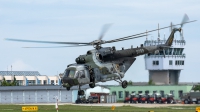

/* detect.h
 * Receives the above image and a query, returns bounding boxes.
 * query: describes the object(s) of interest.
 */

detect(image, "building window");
[178,90,183,98]
[182,61,184,65]
[170,90,174,96]
[125,91,129,97]
[118,91,123,98]
[169,60,173,65]
[156,61,159,65]
[160,90,164,97]
[38,80,41,84]
[138,91,143,94]
[28,80,35,85]
[131,91,136,95]
[51,80,54,85]
[169,48,172,55]
[145,90,149,95]
[112,91,116,95]
[153,61,159,65]
[43,80,47,85]
[18,80,23,86]
[153,61,156,65]
[175,60,184,65]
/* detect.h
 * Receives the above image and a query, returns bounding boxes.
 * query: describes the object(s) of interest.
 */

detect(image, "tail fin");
[165,28,180,46]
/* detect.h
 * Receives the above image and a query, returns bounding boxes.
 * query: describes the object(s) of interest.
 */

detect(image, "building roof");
[0,71,41,76]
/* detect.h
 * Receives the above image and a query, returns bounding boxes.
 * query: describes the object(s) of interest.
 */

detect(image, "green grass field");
[0,104,198,112]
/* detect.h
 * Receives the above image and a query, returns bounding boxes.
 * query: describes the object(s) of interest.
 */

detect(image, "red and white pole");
[55,96,58,112]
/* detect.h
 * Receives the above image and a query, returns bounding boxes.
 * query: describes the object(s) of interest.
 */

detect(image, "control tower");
[144,27,186,85]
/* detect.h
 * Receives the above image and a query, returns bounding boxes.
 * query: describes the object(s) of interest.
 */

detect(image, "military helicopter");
[6,14,196,95]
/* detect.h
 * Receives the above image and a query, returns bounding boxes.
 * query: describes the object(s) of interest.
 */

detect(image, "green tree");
[193,85,200,91]
[11,75,18,86]
[1,77,8,86]
[128,80,133,85]
[148,79,155,85]
[1,76,18,86]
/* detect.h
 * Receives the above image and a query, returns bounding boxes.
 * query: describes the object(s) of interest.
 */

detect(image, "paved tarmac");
[19,103,200,108]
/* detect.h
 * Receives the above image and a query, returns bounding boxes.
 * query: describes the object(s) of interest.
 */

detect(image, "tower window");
[156,61,159,65]
[153,61,156,65]
[153,61,159,65]
[169,60,173,65]
[118,91,123,98]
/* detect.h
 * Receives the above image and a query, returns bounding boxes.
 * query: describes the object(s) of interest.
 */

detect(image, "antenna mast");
[158,23,160,38]
[146,30,148,40]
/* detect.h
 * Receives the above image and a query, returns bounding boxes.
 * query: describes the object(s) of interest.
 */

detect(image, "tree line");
[1,75,18,86]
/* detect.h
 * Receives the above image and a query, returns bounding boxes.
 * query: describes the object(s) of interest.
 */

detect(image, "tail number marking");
[136,49,144,54]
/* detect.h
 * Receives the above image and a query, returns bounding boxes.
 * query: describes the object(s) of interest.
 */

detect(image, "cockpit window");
[78,70,85,79]
[64,69,76,78]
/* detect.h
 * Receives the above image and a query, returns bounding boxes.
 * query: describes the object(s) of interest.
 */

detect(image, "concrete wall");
[149,70,169,84]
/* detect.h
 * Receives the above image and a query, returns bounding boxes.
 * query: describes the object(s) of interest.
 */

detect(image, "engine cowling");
[96,47,114,61]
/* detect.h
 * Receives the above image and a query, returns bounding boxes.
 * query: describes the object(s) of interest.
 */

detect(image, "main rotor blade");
[98,24,112,40]
[22,45,91,48]
[105,34,148,43]
[111,20,196,41]
[181,14,189,28]
[5,38,90,45]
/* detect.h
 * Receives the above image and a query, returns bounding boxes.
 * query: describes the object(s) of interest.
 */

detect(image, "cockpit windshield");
[64,69,76,78]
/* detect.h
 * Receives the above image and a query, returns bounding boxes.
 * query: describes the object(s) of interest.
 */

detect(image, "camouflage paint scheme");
[62,28,180,88]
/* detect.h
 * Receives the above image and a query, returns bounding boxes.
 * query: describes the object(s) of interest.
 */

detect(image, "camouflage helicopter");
[6,14,196,96]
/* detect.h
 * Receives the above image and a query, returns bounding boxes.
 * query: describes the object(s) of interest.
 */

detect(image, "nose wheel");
[89,82,95,88]
[77,85,85,96]
[122,80,128,88]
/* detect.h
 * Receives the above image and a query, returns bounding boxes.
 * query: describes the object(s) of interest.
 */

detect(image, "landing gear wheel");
[89,68,95,82]
[122,80,128,88]
[66,87,70,91]
[89,83,95,88]
[78,90,84,95]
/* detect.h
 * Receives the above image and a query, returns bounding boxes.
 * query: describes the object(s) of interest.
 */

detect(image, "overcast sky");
[0,0,200,84]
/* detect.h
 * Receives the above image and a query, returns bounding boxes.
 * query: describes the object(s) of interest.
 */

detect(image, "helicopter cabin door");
[77,70,89,84]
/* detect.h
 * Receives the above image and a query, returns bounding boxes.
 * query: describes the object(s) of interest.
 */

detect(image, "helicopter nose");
[62,77,79,87]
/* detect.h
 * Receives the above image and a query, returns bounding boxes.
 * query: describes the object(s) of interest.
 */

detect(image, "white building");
[85,86,110,99]
[144,38,185,85]
[0,71,61,86]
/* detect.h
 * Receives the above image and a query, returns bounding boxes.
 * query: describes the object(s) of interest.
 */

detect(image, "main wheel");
[122,80,128,88]
[184,100,188,104]
[197,100,200,104]
[89,83,95,88]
